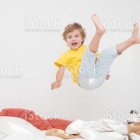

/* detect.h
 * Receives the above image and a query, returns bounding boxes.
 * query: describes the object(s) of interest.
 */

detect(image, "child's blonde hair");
[62,23,86,44]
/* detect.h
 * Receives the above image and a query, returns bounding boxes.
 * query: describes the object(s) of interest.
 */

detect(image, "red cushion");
[0,108,72,131]
[0,111,4,116]
[0,108,53,130]
[47,118,72,130]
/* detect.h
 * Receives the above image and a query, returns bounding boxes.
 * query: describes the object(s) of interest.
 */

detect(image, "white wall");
[0,0,140,121]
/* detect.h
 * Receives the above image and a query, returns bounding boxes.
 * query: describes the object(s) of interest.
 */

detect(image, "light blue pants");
[78,46,118,90]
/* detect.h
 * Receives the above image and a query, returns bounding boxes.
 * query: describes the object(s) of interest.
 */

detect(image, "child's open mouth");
[71,42,78,47]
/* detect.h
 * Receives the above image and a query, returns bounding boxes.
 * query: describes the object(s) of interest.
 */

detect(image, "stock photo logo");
[24,17,62,33]
[103,110,139,122]
[0,64,22,79]
[102,17,137,33]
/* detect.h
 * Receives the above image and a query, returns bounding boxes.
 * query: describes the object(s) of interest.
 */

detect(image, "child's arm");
[51,66,65,90]
[46,128,81,139]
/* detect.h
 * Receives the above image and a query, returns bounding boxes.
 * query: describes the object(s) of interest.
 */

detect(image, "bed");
[0,116,140,140]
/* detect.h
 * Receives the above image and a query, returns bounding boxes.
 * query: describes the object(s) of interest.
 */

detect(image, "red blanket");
[0,108,72,130]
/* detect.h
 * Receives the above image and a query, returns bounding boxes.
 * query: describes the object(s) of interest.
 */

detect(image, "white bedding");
[0,116,84,140]
[0,133,63,140]
[0,116,63,140]
[65,119,129,140]
[0,116,140,140]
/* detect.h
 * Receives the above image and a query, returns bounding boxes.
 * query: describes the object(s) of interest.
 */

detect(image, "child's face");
[66,29,83,50]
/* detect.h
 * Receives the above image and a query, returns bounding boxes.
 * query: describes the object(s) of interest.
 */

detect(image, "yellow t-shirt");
[54,45,101,83]
[55,45,87,83]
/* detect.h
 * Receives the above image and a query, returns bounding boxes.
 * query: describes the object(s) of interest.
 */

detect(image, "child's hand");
[51,81,62,90]
[106,71,110,80]
[106,74,110,80]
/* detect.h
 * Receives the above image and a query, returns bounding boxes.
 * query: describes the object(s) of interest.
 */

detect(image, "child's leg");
[116,23,140,54]
[96,23,140,81]
[78,48,98,89]
[78,15,106,89]
[95,45,118,81]
[79,23,140,89]
[89,14,105,53]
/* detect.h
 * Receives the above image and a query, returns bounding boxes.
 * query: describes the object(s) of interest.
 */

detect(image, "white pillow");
[0,116,63,140]
[0,116,42,135]
[65,119,85,134]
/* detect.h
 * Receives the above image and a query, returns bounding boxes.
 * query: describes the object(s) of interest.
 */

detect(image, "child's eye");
[75,35,79,38]
[68,36,72,39]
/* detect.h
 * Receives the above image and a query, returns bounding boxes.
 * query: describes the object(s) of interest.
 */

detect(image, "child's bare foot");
[92,14,105,35]
[130,23,140,44]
